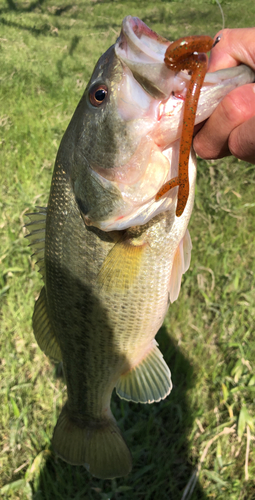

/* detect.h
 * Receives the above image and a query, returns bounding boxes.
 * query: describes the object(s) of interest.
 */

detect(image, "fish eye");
[89,84,108,107]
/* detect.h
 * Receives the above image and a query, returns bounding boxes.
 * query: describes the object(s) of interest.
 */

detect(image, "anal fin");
[33,286,62,362]
[116,342,172,404]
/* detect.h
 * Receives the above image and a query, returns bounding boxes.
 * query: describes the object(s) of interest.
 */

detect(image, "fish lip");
[116,16,169,64]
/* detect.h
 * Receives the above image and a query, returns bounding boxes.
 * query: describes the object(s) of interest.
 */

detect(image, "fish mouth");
[116,15,255,126]
[116,16,169,63]
[115,16,188,100]
[88,18,255,232]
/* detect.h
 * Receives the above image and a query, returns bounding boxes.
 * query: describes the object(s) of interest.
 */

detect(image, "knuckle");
[228,130,242,158]
[220,90,249,126]
[229,120,255,161]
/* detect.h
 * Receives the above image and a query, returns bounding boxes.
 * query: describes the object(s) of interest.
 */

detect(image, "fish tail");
[52,403,132,479]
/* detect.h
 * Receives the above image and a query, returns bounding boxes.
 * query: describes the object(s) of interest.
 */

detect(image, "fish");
[26,16,255,480]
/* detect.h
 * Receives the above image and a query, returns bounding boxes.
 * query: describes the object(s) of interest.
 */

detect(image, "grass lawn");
[0,0,255,498]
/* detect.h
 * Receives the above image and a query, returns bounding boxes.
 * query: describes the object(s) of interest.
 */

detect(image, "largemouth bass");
[27,16,255,479]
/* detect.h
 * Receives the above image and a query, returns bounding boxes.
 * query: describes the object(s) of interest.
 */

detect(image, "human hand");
[193,28,255,164]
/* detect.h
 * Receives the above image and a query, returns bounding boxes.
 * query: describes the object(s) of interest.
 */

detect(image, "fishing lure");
[156,35,214,216]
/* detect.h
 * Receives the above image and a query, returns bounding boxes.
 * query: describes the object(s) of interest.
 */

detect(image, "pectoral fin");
[33,286,62,362]
[97,235,147,292]
[116,341,172,404]
[169,228,192,303]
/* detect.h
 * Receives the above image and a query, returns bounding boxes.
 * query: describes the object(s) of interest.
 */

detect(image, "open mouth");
[115,16,189,100]
[89,17,255,231]
[116,16,255,109]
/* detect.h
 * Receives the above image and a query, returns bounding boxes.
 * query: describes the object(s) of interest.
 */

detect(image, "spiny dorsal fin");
[97,235,147,292]
[33,286,62,362]
[116,341,172,404]
[168,228,192,303]
[25,207,47,278]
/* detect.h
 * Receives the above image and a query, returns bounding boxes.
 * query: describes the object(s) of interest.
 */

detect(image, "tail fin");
[52,404,132,479]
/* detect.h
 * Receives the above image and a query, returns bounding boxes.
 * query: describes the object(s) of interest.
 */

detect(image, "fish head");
[57,16,255,231]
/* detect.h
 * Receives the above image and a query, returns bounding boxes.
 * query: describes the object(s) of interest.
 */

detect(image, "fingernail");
[212,34,222,48]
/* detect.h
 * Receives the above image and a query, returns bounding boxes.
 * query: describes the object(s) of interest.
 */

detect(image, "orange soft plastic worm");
[155,36,214,216]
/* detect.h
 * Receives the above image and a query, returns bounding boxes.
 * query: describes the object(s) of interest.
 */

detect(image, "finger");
[208,28,255,72]
[193,84,255,160]
[229,114,255,164]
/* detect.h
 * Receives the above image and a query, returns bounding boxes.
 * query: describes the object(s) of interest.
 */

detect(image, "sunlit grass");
[0,0,254,499]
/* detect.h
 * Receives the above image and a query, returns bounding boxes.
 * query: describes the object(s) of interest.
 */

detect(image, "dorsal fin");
[33,286,62,362]
[25,207,47,279]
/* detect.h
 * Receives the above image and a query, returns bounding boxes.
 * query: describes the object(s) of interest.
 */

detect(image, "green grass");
[0,0,255,498]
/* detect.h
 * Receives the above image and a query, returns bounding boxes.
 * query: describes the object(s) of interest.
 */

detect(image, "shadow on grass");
[0,0,74,33]
[2,0,73,14]
[55,35,81,78]
[0,17,53,36]
[0,0,44,14]
[5,0,45,11]
[32,325,207,500]
[0,15,75,36]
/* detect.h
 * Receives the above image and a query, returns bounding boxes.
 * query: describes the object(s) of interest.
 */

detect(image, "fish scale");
[43,160,179,465]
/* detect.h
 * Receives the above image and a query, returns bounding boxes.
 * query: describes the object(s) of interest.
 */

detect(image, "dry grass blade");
[182,426,236,500]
